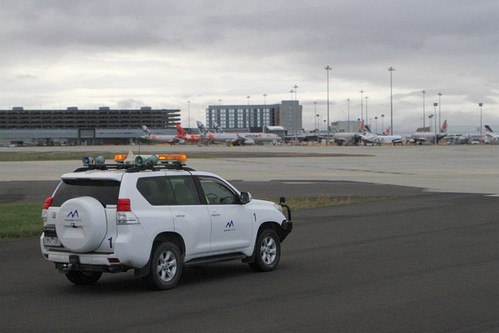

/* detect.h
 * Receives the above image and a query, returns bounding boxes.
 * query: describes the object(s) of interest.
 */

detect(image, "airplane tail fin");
[213,122,224,133]
[197,121,209,135]
[385,127,390,135]
[359,120,365,133]
[440,120,448,133]
[142,125,152,137]
[176,124,186,136]
[485,125,494,133]
[364,124,373,134]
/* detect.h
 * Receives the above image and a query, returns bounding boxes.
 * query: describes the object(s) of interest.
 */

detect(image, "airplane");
[197,121,255,145]
[360,125,403,145]
[213,122,282,144]
[407,120,448,144]
[331,122,365,146]
[140,125,181,144]
[484,125,499,144]
[175,124,201,144]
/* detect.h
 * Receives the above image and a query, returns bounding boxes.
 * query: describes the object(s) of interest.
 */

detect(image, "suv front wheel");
[249,228,281,272]
[145,241,183,290]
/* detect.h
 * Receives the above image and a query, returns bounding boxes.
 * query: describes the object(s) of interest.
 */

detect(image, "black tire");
[249,228,281,272]
[145,241,183,290]
[65,271,102,285]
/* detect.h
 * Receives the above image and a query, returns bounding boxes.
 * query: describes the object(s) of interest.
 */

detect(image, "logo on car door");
[224,220,235,232]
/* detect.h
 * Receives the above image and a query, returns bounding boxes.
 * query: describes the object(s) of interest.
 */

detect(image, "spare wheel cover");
[55,196,107,253]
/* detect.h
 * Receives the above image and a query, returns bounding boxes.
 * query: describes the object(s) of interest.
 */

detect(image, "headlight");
[274,203,283,213]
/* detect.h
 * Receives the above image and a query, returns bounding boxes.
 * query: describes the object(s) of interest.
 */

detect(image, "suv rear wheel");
[65,271,103,285]
[145,241,183,290]
[249,228,281,272]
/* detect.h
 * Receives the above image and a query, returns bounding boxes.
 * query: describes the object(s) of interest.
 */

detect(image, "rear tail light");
[117,198,131,212]
[43,197,53,210]
[116,198,138,224]
[41,197,53,223]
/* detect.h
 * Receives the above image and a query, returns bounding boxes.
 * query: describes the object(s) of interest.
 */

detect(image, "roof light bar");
[114,154,127,163]
[158,154,187,164]
[135,154,158,166]
[113,152,187,165]
[82,155,105,166]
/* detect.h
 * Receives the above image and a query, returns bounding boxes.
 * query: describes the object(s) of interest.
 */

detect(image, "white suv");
[40,153,292,290]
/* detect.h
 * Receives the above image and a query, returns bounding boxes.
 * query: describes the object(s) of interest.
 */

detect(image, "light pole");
[347,98,351,132]
[429,114,435,144]
[293,85,299,101]
[263,93,267,105]
[438,92,442,130]
[422,90,426,130]
[375,116,378,134]
[360,90,364,122]
[433,103,438,144]
[381,114,385,133]
[479,103,483,140]
[365,96,368,127]
[325,65,332,145]
[316,114,319,134]
[388,67,395,134]
[314,101,317,133]
[187,100,191,128]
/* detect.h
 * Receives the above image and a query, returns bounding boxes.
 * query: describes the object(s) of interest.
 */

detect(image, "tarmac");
[1,144,498,196]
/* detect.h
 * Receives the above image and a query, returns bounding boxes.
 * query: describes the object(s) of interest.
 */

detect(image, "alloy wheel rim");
[260,236,277,264]
[157,250,177,282]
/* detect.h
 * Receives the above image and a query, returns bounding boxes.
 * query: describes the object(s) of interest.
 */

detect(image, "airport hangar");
[0,100,303,146]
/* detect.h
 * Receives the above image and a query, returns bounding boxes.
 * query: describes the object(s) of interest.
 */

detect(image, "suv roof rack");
[74,152,194,173]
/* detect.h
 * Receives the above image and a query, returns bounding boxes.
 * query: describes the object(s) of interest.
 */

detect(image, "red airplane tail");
[176,124,187,136]
[440,120,447,133]
[359,120,365,132]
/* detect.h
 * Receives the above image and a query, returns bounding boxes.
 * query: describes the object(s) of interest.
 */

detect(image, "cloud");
[0,0,497,132]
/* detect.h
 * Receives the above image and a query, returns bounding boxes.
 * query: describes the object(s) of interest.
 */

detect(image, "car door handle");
[175,214,185,218]
[211,213,221,217]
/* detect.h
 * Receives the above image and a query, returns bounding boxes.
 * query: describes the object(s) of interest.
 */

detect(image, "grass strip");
[268,196,395,210]
[0,204,43,239]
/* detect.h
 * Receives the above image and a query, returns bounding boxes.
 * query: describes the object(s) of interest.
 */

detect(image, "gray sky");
[1,0,497,133]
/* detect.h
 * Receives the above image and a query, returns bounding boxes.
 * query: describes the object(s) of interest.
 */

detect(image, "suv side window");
[136,176,175,206]
[169,176,201,205]
[198,177,239,205]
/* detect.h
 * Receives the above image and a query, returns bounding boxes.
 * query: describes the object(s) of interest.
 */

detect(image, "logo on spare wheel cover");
[67,210,79,218]
[65,210,82,227]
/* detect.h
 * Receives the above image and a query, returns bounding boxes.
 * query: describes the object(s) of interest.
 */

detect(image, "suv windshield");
[52,179,120,207]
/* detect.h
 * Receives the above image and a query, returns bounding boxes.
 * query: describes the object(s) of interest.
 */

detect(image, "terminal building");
[0,106,180,146]
[206,100,302,135]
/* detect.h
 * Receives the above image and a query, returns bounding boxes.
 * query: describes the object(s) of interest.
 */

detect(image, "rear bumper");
[55,262,129,273]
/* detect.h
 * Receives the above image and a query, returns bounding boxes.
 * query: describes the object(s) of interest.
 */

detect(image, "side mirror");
[240,192,252,204]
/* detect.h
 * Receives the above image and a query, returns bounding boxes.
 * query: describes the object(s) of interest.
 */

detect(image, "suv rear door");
[48,177,120,253]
